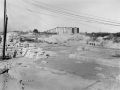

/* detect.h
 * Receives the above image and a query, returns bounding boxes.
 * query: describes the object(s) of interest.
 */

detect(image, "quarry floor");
[0,41,120,90]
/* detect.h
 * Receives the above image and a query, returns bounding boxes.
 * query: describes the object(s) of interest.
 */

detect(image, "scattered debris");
[77,46,90,51]
[96,73,106,79]
[75,61,83,64]
[94,67,103,71]
[69,54,76,58]
[116,75,120,81]
[24,47,57,59]
[41,61,48,64]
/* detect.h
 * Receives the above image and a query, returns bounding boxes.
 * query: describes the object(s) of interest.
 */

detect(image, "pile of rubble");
[104,41,120,49]
[0,47,57,73]
[25,47,57,60]
[43,34,91,44]
[0,62,7,71]
[43,35,72,44]
[77,46,90,51]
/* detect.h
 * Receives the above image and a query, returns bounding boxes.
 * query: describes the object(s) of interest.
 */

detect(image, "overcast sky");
[0,0,120,32]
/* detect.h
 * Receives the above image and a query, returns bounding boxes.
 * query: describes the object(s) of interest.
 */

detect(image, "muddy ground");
[0,41,120,90]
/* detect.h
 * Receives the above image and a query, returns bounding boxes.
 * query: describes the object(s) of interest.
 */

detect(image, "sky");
[0,0,120,32]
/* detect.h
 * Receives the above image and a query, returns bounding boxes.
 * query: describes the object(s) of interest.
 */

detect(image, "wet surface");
[0,43,120,90]
[41,57,118,80]
[37,44,120,80]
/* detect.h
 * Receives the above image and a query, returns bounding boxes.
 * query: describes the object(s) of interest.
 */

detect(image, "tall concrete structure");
[47,27,79,35]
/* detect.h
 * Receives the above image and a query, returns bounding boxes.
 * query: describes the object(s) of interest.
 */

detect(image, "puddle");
[40,46,120,80]
[38,53,119,80]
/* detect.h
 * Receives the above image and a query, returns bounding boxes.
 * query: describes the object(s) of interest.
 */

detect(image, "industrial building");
[46,27,79,34]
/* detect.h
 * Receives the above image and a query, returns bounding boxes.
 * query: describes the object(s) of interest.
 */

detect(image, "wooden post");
[2,0,8,60]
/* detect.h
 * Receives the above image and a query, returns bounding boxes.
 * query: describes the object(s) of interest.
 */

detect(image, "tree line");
[86,32,120,37]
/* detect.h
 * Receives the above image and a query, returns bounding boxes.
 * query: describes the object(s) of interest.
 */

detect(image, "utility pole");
[2,0,8,60]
